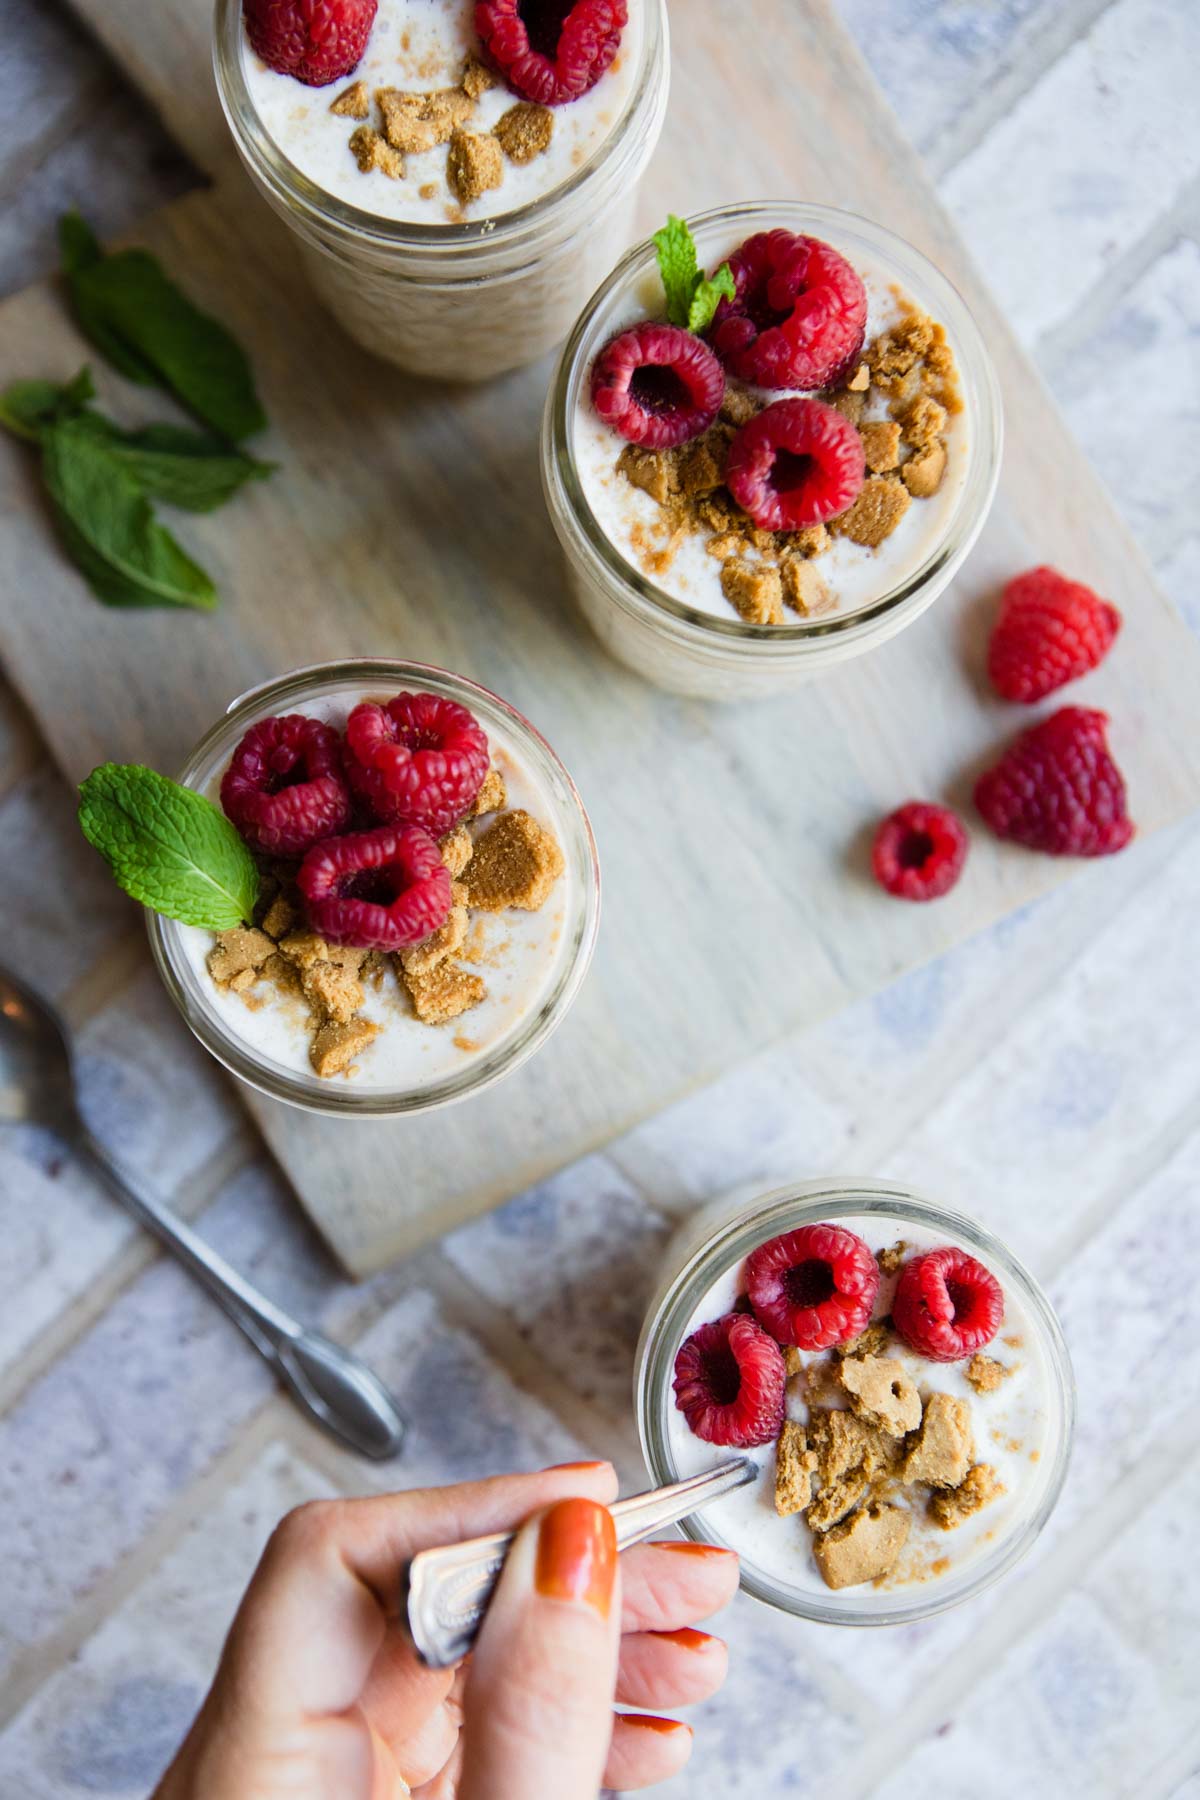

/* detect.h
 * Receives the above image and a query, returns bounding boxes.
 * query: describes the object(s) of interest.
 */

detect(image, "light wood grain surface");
[3,0,1199,1275]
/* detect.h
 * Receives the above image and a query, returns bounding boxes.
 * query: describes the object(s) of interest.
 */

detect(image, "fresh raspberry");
[974,706,1134,857]
[243,0,377,86]
[475,0,626,105]
[220,714,352,856]
[725,397,865,529]
[892,1247,1004,1362]
[591,323,725,450]
[298,825,452,950]
[872,801,968,902]
[344,692,489,836]
[672,1311,786,1448]
[709,230,868,390]
[987,566,1122,703]
[746,1224,879,1352]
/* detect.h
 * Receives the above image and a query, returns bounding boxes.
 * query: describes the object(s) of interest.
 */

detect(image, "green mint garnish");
[42,417,219,611]
[59,210,266,443]
[79,764,259,930]
[652,214,736,336]
[0,368,96,441]
[71,415,274,515]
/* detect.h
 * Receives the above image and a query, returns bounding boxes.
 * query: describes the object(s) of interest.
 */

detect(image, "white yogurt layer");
[573,229,970,623]
[242,0,646,223]
[664,1216,1049,1598]
[178,693,576,1093]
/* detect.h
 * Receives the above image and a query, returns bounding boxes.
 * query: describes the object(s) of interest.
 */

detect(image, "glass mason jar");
[148,659,601,1118]
[542,202,1003,699]
[212,0,670,381]
[636,1178,1074,1627]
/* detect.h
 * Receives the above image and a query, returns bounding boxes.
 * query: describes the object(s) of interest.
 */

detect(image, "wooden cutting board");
[3,0,1199,1276]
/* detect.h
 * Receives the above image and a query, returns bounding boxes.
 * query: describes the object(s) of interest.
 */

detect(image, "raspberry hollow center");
[518,0,577,59]
[898,828,935,870]
[945,1278,975,1321]
[630,364,692,416]
[341,869,401,906]
[783,1258,836,1309]
[699,1340,742,1407]
[769,448,818,499]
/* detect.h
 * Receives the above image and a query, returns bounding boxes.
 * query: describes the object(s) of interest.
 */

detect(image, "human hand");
[154,1461,738,1798]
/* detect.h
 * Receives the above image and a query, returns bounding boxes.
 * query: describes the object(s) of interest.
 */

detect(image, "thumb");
[458,1498,620,1800]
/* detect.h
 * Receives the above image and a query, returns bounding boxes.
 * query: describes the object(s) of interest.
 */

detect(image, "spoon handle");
[402,1458,754,1668]
[80,1130,405,1462]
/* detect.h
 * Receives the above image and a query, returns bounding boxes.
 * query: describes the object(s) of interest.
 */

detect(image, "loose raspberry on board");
[987,566,1122,703]
[872,801,968,901]
[974,706,1133,857]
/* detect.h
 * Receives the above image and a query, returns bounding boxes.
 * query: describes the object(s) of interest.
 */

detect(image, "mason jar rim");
[635,1177,1075,1627]
[147,658,601,1119]
[212,0,668,264]
[543,202,1004,657]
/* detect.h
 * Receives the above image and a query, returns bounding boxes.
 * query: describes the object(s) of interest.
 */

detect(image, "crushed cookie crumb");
[399,901,469,978]
[721,557,784,625]
[310,1016,380,1079]
[869,310,934,384]
[301,958,365,1026]
[835,1318,892,1361]
[439,825,474,879]
[847,361,870,392]
[825,387,866,426]
[472,767,507,817]
[859,419,902,473]
[930,1464,1004,1530]
[447,127,504,205]
[207,927,275,986]
[419,181,439,200]
[813,1503,910,1590]
[466,810,564,912]
[966,1354,1011,1395]
[901,441,947,498]
[460,51,497,99]
[838,1355,922,1438]
[805,1408,900,1532]
[403,959,487,1025]
[330,79,369,119]
[780,554,832,616]
[676,433,728,498]
[617,442,676,505]
[876,1242,908,1276]
[893,392,947,450]
[831,475,910,548]
[260,894,298,940]
[902,1393,973,1489]
[494,102,554,164]
[377,86,469,154]
[775,1420,817,1517]
[349,125,404,179]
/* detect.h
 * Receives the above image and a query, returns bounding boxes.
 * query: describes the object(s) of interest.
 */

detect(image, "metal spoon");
[0,965,405,1461]
[403,1458,754,1667]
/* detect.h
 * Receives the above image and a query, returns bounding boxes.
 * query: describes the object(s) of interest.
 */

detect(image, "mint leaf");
[79,764,258,930]
[42,419,218,611]
[73,416,274,513]
[687,262,736,335]
[652,215,734,336]
[0,368,95,441]
[653,215,700,329]
[60,214,266,442]
[59,214,160,385]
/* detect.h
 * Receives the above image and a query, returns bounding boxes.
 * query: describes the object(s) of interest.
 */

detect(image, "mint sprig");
[59,211,266,444]
[43,419,218,611]
[652,215,736,336]
[79,764,259,930]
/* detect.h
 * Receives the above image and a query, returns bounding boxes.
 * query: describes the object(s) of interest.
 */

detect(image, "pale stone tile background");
[1,0,1198,1794]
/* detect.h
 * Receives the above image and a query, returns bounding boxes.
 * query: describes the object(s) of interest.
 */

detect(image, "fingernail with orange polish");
[653,1627,713,1652]
[620,1714,692,1736]
[535,1497,616,1617]
[653,1540,738,1560]
[547,1461,608,1472]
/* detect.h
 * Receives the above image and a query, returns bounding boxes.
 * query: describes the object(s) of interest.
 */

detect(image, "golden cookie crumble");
[610,302,960,624]
[206,768,564,1081]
